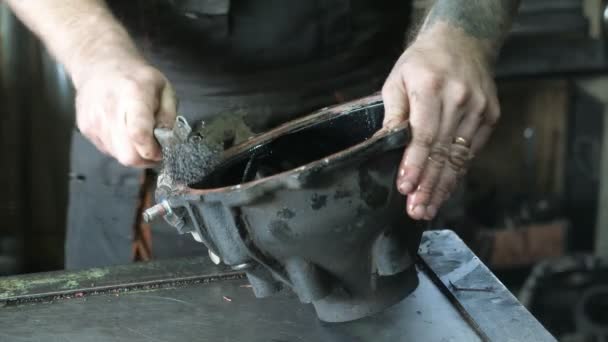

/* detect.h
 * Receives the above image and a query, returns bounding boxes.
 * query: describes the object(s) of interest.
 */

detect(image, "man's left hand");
[382,22,501,221]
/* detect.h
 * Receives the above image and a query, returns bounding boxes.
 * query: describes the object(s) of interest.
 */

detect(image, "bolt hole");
[69,173,87,182]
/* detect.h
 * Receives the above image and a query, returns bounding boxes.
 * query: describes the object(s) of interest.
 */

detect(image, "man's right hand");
[5,0,177,168]
[75,58,177,168]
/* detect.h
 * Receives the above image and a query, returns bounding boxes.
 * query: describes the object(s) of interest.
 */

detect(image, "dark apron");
[65,0,411,270]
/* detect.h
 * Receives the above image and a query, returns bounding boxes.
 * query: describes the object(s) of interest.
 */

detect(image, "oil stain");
[277,208,296,220]
[269,220,293,241]
[358,169,388,208]
[334,189,352,200]
[310,194,328,210]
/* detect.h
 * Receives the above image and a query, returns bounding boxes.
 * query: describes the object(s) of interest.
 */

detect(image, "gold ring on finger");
[453,136,470,147]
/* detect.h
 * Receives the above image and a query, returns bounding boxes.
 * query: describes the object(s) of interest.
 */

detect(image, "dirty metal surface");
[419,230,556,342]
[0,230,554,342]
[151,95,422,322]
[0,256,238,303]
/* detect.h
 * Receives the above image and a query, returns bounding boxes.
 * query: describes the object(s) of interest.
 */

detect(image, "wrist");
[414,22,496,66]
[65,11,143,89]
[71,47,145,90]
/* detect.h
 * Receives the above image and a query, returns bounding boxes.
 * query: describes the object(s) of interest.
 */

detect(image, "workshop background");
[1,0,608,340]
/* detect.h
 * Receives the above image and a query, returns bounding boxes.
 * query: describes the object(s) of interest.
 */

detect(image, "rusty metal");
[146,95,423,322]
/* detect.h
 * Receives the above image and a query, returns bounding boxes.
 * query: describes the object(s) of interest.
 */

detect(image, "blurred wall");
[0,5,75,273]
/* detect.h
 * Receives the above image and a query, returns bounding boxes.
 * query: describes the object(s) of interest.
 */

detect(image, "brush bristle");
[162,141,222,185]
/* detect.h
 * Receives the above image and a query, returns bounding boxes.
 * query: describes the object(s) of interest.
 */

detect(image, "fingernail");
[413,205,426,218]
[427,205,437,219]
[399,181,413,194]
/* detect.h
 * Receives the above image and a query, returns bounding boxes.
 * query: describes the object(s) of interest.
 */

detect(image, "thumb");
[381,77,410,129]
[156,80,178,128]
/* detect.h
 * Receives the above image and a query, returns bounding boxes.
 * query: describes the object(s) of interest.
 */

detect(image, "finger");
[426,95,496,219]
[156,81,178,128]
[471,123,494,154]
[124,99,163,162]
[111,108,154,168]
[407,83,469,219]
[406,151,445,219]
[382,76,409,128]
[471,97,500,154]
[426,165,459,219]
[76,96,110,156]
[395,81,442,196]
[452,92,487,147]
[426,142,470,220]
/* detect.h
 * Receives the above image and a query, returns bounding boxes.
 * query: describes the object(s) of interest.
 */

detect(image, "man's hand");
[382,0,519,221]
[5,0,177,167]
[75,58,176,167]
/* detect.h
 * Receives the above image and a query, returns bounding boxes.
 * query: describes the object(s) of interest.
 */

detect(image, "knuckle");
[474,97,489,115]
[451,83,470,108]
[139,148,158,160]
[120,78,140,95]
[418,72,443,93]
[137,67,162,83]
[412,130,435,147]
[127,125,150,144]
[417,183,434,195]
[486,106,501,126]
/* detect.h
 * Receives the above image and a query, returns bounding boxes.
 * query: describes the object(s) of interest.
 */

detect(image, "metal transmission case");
[148,95,422,322]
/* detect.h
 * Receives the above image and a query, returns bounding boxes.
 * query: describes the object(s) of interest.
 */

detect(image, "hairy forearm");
[5,0,141,87]
[419,0,520,62]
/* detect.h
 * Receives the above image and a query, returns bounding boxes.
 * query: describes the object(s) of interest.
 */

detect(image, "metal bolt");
[142,200,170,223]
[208,250,221,265]
[165,212,186,231]
[232,262,253,271]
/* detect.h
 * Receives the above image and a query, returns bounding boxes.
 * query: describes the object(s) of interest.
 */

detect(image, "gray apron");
[65,0,411,269]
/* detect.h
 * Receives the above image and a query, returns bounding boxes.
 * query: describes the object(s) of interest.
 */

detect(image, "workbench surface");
[0,230,555,342]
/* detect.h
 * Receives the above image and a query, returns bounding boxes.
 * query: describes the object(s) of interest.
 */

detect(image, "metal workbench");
[0,230,555,341]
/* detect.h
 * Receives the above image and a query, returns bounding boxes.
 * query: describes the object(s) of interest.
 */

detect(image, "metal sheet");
[0,230,554,341]
[0,256,234,302]
[419,230,557,342]
[0,270,479,342]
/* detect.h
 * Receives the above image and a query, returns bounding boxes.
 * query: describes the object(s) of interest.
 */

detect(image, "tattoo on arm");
[423,0,520,46]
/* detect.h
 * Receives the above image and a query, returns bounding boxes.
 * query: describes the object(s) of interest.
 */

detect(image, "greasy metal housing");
[151,95,422,322]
